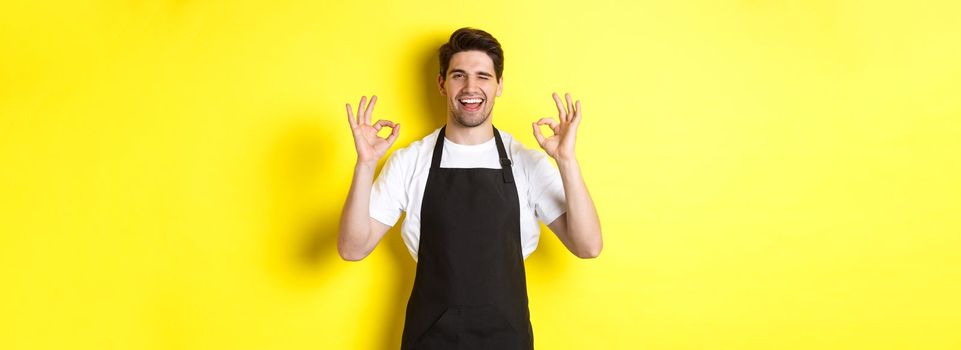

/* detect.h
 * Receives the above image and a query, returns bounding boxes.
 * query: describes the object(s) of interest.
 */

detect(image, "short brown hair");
[438,27,504,80]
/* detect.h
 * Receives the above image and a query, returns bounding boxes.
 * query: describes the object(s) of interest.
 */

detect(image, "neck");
[444,117,494,145]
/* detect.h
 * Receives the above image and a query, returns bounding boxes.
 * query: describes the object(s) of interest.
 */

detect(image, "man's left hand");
[533,92,581,162]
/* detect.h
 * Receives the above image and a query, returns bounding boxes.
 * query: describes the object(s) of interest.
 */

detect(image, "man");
[338,27,602,350]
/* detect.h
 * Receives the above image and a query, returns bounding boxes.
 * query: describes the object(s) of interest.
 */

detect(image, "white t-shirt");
[370,127,567,262]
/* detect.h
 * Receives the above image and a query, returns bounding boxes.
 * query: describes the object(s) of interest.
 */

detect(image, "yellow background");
[2,1,960,349]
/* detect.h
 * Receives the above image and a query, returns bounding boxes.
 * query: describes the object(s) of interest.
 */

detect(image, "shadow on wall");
[261,115,347,288]
[419,35,450,127]
[258,110,417,349]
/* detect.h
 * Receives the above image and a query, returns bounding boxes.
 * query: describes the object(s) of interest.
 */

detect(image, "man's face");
[438,50,503,128]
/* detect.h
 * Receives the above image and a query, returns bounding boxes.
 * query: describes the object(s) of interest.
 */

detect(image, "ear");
[437,74,446,96]
[496,76,503,97]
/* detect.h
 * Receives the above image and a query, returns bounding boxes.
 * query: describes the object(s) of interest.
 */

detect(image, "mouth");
[457,97,485,112]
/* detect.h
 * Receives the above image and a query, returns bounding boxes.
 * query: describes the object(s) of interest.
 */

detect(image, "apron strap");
[430,126,446,170]
[492,126,514,184]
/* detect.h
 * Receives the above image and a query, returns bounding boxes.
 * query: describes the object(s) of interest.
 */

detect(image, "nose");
[464,76,480,91]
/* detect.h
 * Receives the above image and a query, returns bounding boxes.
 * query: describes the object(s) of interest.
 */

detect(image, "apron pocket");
[458,304,520,348]
[415,305,522,349]
[415,306,458,348]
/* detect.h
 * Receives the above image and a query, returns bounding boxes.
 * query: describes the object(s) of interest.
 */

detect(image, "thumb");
[532,122,546,145]
[386,123,400,146]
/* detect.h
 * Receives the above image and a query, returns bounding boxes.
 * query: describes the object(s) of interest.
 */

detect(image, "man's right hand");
[346,95,400,165]
[340,95,398,261]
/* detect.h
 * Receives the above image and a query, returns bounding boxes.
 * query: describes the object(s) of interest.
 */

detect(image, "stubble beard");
[450,102,493,128]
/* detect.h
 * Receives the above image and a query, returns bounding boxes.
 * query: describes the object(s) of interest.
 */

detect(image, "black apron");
[400,125,534,350]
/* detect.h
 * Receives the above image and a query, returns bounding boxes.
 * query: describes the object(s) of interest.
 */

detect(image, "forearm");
[556,158,603,258]
[337,161,377,260]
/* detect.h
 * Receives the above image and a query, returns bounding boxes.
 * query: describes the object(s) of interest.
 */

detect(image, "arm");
[534,92,603,259]
[547,159,602,258]
[337,95,400,261]
[338,161,393,261]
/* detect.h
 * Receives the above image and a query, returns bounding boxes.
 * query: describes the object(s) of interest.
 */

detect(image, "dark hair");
[438,27,504,80]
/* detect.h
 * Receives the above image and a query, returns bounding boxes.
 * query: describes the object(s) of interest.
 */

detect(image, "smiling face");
[438,50,503,128]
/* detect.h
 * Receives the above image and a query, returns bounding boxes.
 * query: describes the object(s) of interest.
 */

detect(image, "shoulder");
[386,127,442,165]
[498,129,550,168]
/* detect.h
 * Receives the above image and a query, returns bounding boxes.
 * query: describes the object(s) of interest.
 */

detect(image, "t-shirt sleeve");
[369,150,409,227]
[528,149,567,225]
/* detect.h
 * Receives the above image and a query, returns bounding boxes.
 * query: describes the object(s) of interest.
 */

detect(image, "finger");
[532,122,546,145]
[572,100,582,125]
[565,93,575,122]
[357,96,367,125]
[552,92,567,122]
[386,123,400,146]
[372,119,396,131]
[364,95,377,125]
[535,117,558,126]
[535,117,559,133]
[346,103,356,128]
[536,117,559,132]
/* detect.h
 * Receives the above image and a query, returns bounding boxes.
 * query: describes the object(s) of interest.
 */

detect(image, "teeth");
[459,98,483,104]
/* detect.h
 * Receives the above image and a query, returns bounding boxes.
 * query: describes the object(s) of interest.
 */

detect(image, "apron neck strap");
[430,125,515,184]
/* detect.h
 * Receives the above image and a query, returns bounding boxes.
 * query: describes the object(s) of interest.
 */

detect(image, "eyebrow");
[449,69,494,77]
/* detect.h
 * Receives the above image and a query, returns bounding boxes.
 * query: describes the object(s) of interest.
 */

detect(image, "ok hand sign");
[346,95,400,164]
[533,92,581,162]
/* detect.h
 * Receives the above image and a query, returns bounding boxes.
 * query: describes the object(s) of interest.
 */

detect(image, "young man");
[338,27,602,350]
